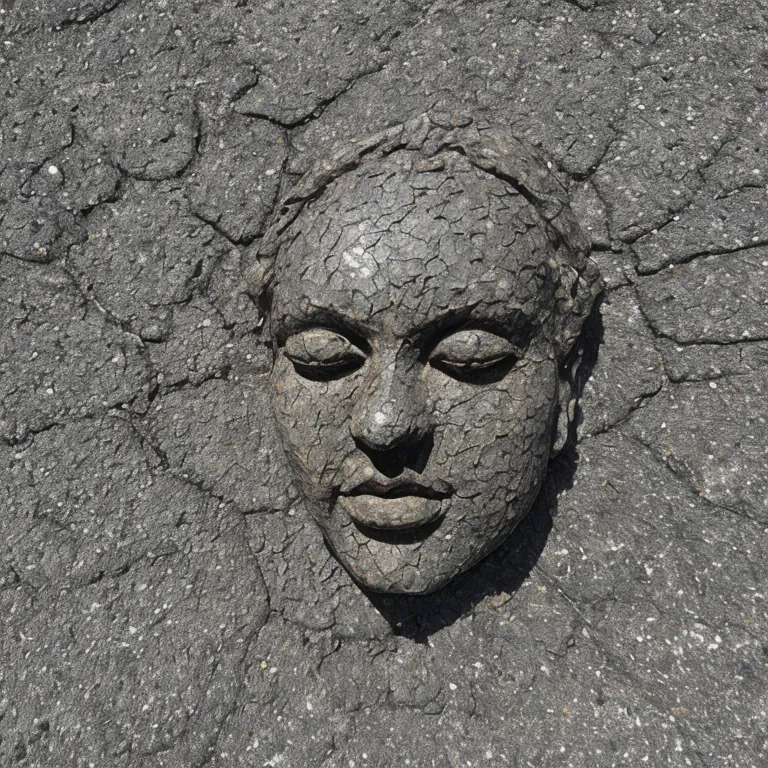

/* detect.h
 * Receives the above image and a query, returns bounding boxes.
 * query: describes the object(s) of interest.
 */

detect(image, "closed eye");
[429,329,521,383]
[283,328,365,381]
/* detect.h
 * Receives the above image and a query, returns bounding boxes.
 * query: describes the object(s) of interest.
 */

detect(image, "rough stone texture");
[1,417,268,767]
[638,248,768,344]
[578,287,663,437]
[2,0,767,766]
[263,118,600,595]
[628,375,768,526]
[0,259,149,443]
[66,181,232,342]
[187,115,286,244]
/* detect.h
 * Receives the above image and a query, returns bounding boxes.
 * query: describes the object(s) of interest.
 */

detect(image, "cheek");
[428,358,558,497]
[269,356,357,479]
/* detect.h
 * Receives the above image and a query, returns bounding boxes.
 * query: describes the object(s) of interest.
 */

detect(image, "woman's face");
[268,155,564,594]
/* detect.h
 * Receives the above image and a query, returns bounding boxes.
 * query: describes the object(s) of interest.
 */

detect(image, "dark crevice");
[561,127,620,184]
[54,0,123,30]
[589,242,618,253]
[190,209,251,248]
[59,260,148,351]
[157,365,233,396]
[636,238,768,276]
[2,418,60,448]
[79,166,124,216]
[2,393,146,448]
[666,364,768,384]
[125,412,240,513]
[635,294,768,349]
[580,379,665,441]
[664,334,768,349]
[619,193,700,246]
[228,72,262,105]
[113,108,201,183]
[627,434,764,527]
[235,62,388,130]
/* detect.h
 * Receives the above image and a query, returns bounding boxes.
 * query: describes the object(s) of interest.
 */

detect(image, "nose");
[350,358,433,463]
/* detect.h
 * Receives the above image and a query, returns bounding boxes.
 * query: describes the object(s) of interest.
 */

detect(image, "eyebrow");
[412,305,538,345]
[275,300,540,350]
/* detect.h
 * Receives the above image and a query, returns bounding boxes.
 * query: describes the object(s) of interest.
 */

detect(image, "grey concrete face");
[264,127,601,593]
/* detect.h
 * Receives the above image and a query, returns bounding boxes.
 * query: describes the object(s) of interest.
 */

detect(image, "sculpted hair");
[251,112,603,360]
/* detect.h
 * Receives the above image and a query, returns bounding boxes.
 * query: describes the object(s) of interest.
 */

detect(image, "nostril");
[353,434,433,478]
[353,438,405,477]
[407,434,432,474]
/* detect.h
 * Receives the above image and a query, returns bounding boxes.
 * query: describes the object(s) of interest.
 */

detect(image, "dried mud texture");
[1,1,767,766]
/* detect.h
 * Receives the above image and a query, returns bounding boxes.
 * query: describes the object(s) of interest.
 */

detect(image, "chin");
[322,530,485,596]
[346,563,455,596]
[312,494,532,595]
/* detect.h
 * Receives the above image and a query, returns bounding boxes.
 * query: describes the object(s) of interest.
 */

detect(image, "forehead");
[271,152,556,334]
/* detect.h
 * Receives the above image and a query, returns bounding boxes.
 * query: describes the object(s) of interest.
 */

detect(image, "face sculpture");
[263,120,599,594]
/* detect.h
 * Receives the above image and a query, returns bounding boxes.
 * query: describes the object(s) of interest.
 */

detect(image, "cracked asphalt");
[1,1,766,766]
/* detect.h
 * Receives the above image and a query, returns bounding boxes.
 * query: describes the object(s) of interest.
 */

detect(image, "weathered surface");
[0,259,149,442]
[264,117,600,595]
[1,417,268,767]
[2,0,766,766]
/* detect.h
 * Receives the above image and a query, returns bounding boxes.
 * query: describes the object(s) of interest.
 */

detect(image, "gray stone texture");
[262,119,600,595]
[1,0,766,766]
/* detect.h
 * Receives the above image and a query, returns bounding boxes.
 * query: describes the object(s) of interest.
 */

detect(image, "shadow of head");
[363,300,605,641]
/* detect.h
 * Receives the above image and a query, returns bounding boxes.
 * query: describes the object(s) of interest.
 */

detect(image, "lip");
[339,466,453,531]
[338,474,452,530]
[338,493,445,530]
[347,478,449,500]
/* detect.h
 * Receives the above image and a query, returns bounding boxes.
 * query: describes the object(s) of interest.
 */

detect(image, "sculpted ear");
[551,368,575,457]
[243,254,275,331]
[550,258,603,457]
[551,327,591,457]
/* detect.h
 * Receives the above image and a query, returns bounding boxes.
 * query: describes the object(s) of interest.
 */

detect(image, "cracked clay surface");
[1,1,767,767]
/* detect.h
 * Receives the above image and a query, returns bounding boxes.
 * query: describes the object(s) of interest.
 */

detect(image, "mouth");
[339,477,452,531]
[347,478,450,500]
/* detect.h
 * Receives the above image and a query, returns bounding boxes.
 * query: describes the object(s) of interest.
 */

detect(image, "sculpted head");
[256,115,601,594]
